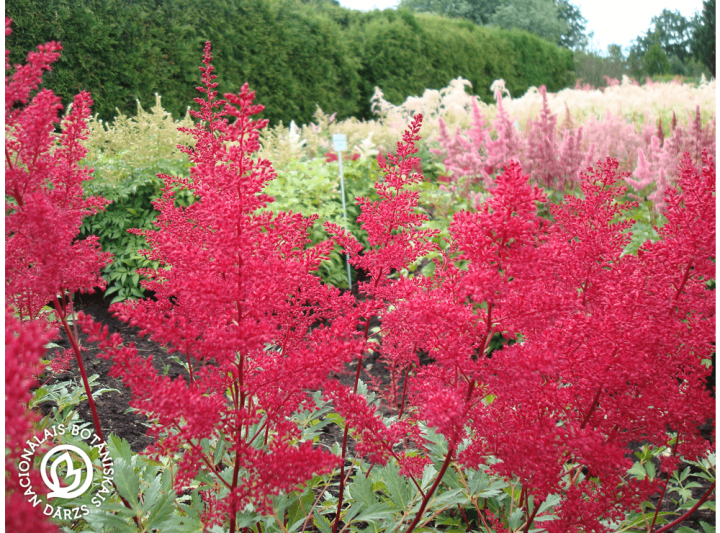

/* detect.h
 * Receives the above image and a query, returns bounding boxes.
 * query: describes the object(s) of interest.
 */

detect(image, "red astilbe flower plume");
[5,19,113,527]
[452,157,714,532]
[90,43,351,530]
[329,114,439,281]
[368,145,713,531]
[5,18,110,320]
[5,306,58,533]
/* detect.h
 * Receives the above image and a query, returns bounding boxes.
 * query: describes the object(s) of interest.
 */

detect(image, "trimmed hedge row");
[6,0,574,124]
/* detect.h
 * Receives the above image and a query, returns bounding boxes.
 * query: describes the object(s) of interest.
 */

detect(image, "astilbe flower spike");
[5,306,58,533]
[5,13,112,499]
[360,139,713,531]
[88,42,355,532]
[5,22,110,319]
[323,114,445,532]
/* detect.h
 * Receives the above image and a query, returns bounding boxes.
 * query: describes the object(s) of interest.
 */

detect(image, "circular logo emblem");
[40,444,94,499]
[18,423,115,519]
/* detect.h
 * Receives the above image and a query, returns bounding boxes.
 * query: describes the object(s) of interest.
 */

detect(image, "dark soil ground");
[38,290,715,532]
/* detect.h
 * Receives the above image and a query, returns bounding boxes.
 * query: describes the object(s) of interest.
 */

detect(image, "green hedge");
[347,11,574,110]
[6,0,574,124]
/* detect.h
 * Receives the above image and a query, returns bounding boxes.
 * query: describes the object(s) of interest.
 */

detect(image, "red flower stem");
[186,350,195,385]
[365,462,375,478]
[332,272,382,533]
[523,498,541,533]
[673,259,694,303]
[457,504,472,531]
[229,357,245,533]
[480,303,494,355]
[384,446,425,497]
[332,358,362,533]
[649,474,672,532]
[52,296,104,442]
[649,434,680,532]
[403,444,455,533]
[201,452,232,490]
[52,296,141,524]
[580,385,603,430]
[651,481,715,533]
[247,419,269,446]
[477,508,492,531]
[398,367,410,418]
[66,292,81,348]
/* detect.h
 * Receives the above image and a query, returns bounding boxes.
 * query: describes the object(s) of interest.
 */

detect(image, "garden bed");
[38,290,715,532]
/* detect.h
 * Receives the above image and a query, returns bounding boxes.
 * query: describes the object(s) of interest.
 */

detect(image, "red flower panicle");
[5,18,111,530]
[90,43,354,528]
[368,152,714,531]
[6,18,110,319]
[5,307,58,533]
[5,19,715,533]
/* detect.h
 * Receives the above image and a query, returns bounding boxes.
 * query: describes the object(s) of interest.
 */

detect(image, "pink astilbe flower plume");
[525,86,562,187]
[485,90,522,173]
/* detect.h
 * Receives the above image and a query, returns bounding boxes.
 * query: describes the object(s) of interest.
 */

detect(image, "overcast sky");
[335,0,705,54]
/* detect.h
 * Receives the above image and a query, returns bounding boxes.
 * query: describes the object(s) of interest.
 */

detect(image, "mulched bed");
[37,290,715,532]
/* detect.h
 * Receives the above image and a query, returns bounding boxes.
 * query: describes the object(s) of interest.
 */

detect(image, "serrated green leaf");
[314,511,333,533]
[699,521,715,533]
[285,490,315,532]
[158,498,205,532]
[146,492,176,529]
[84,508,137,532]
[353,502,395,524]
[700,500,716,510]
[628,462,647,480]
[350,469,378,510]
[32,387,49,403]
[428,487,466,510]
[108,434,134,464]
[537,493,561,515]
[381,462,414,508]
[140,473,162,514]
[113,458,140,509]
[103,284,121,297]
[341,502,363,525]
[645,460,656,479]
[213,437,226,465]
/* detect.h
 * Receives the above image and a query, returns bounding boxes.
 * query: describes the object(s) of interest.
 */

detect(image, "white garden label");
[332,134,347,152]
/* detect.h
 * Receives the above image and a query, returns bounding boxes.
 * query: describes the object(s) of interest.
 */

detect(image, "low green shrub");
[267,156,382,288]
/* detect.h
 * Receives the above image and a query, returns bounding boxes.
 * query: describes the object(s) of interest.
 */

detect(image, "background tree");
[396,0,475,22]
[628,8,712,78]
[555,0,587,50]
[398,0,586,49]
[690,0,715,76]
[489,0,566,43]
[643,38,671,76]
[645,9,694,61]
